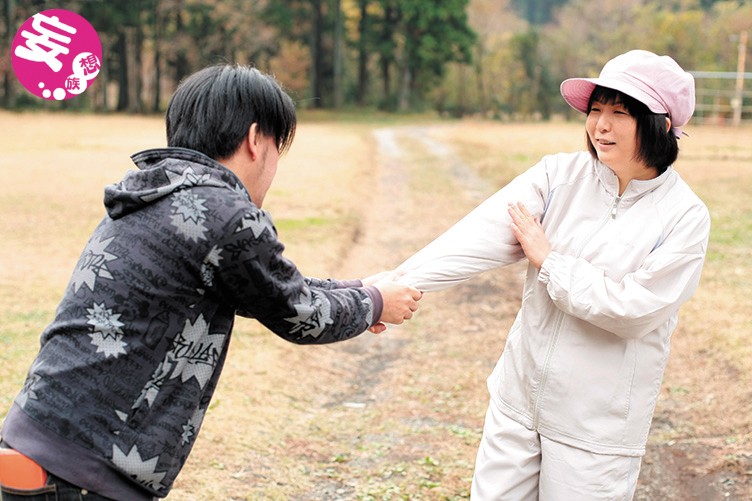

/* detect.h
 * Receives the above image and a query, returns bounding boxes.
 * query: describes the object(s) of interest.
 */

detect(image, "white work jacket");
[397,151,710,456]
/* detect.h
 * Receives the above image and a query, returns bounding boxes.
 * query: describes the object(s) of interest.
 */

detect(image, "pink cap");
[560,50,695,138]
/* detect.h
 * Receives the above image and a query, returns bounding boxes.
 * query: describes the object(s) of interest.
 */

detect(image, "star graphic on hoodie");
[233,182,249,199]
[71,236,117,293]
[86,302,127,358]
[200,245,223,288]
[284,288,334,338]
[17,359,44,408]
[111,444,166,490]
[181,408,205,446]
[168,314,226,389]
[139,166,212,203]
[235,210,272,239]
[170,190,209,242]
[135,359,172,409]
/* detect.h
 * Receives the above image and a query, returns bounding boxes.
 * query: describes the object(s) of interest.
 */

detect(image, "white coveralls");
[396,151,710,500]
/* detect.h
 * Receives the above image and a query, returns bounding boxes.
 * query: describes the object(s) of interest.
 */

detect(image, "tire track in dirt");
[295,125,523,499]
[324,125,497,408]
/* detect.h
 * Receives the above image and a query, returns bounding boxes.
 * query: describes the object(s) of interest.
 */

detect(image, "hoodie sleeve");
[305,277,364,290]
[205,207,381,344]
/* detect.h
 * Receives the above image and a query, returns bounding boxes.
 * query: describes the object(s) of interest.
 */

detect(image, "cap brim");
[560,78,598,114]
[560,77,668,116]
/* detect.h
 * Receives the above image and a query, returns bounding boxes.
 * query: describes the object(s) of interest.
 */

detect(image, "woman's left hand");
[508,202,551,270]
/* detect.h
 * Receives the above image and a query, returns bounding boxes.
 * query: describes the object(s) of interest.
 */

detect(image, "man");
[0,64,422,500]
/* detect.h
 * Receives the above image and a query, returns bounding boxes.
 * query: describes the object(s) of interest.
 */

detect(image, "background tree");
[1,0,750,118]
[79,0,148,112]
[373,0,399,109]
[262,0,336,108]
[511,0,568,25]
[355,0,371,105]
[395,0,476,110]
[2,0,15,107]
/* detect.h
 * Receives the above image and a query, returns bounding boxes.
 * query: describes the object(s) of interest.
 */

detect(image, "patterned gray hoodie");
[2,147,381,499]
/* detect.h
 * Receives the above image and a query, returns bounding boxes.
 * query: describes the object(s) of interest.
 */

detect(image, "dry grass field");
[0,111,750,500]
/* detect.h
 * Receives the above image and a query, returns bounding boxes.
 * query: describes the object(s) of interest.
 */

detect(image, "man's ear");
[665,117,672,134]
[247,123,260,160]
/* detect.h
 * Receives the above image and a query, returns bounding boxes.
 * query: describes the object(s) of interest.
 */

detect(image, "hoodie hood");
[105,148,248,219]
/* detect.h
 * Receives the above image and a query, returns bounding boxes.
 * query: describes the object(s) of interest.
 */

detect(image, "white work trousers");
[471,400,642,501]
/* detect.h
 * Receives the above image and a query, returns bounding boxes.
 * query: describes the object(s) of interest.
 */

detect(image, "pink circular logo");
[11,9,102,101]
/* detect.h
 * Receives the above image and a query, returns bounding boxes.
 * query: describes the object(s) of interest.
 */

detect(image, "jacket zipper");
[531,195,617,429]
[531,309,564,428]
[611,194,622,219]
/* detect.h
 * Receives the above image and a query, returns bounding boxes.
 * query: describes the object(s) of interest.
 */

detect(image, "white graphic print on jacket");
[111,444,166,491]
[170,190,209,242]
[86,302,127,358]
[71,236,117,293]
[136,314,226,409]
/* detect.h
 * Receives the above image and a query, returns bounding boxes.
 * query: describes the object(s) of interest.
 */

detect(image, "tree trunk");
[379,3,396,108]
[132,25,144,113]
[398,14,412,112]
[398,62,411,111]
[3,0,15,107]
[174,0,189,83]
[93,33,109,111]
[380,56,391,105]
[530,64,541,118]
[311,0,324,108]
[333,0,343,109]
[116,30,129,112]
[153,0,162,112]
[474,41,487,116]
[457,63,466,116]
[356,0,368,105]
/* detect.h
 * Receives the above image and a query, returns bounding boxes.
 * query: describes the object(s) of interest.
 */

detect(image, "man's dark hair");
[586,86,679,174]
[166,64,296,160]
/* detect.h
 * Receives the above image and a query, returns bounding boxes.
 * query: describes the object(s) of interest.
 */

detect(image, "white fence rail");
[691,71,752,126]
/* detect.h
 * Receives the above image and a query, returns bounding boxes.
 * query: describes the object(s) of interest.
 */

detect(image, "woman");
[395,50,710,499]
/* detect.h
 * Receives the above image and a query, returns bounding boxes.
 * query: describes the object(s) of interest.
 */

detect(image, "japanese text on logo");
[11,9,102,101]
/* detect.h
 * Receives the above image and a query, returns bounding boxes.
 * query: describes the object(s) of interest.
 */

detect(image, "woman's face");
[585,99,641,171]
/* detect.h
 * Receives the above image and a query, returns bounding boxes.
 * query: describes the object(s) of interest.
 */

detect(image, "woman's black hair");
[166,64,296,159]
[586,86,678,173]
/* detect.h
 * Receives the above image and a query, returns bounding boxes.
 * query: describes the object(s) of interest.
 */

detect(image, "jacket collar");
[130,147,222,171]
[594,159,674,200]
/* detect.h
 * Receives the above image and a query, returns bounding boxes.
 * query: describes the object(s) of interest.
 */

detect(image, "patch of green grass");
[3,308,51,324]
[709,213,752,248]
[274,216,337,232]
[0,308,58,419]
[0,310,50,357]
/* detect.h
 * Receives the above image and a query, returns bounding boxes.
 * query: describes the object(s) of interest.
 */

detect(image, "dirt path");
[305,125,751,500]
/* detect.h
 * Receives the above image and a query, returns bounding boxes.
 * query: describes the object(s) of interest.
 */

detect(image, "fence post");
[733,30,748,127]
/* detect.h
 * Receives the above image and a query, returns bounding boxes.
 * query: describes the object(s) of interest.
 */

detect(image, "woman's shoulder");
[657,168,710,215]
[536,150,597,184]
[537,150,594,171]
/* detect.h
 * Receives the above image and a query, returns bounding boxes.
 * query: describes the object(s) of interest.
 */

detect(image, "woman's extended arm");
[396,163,551,292]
